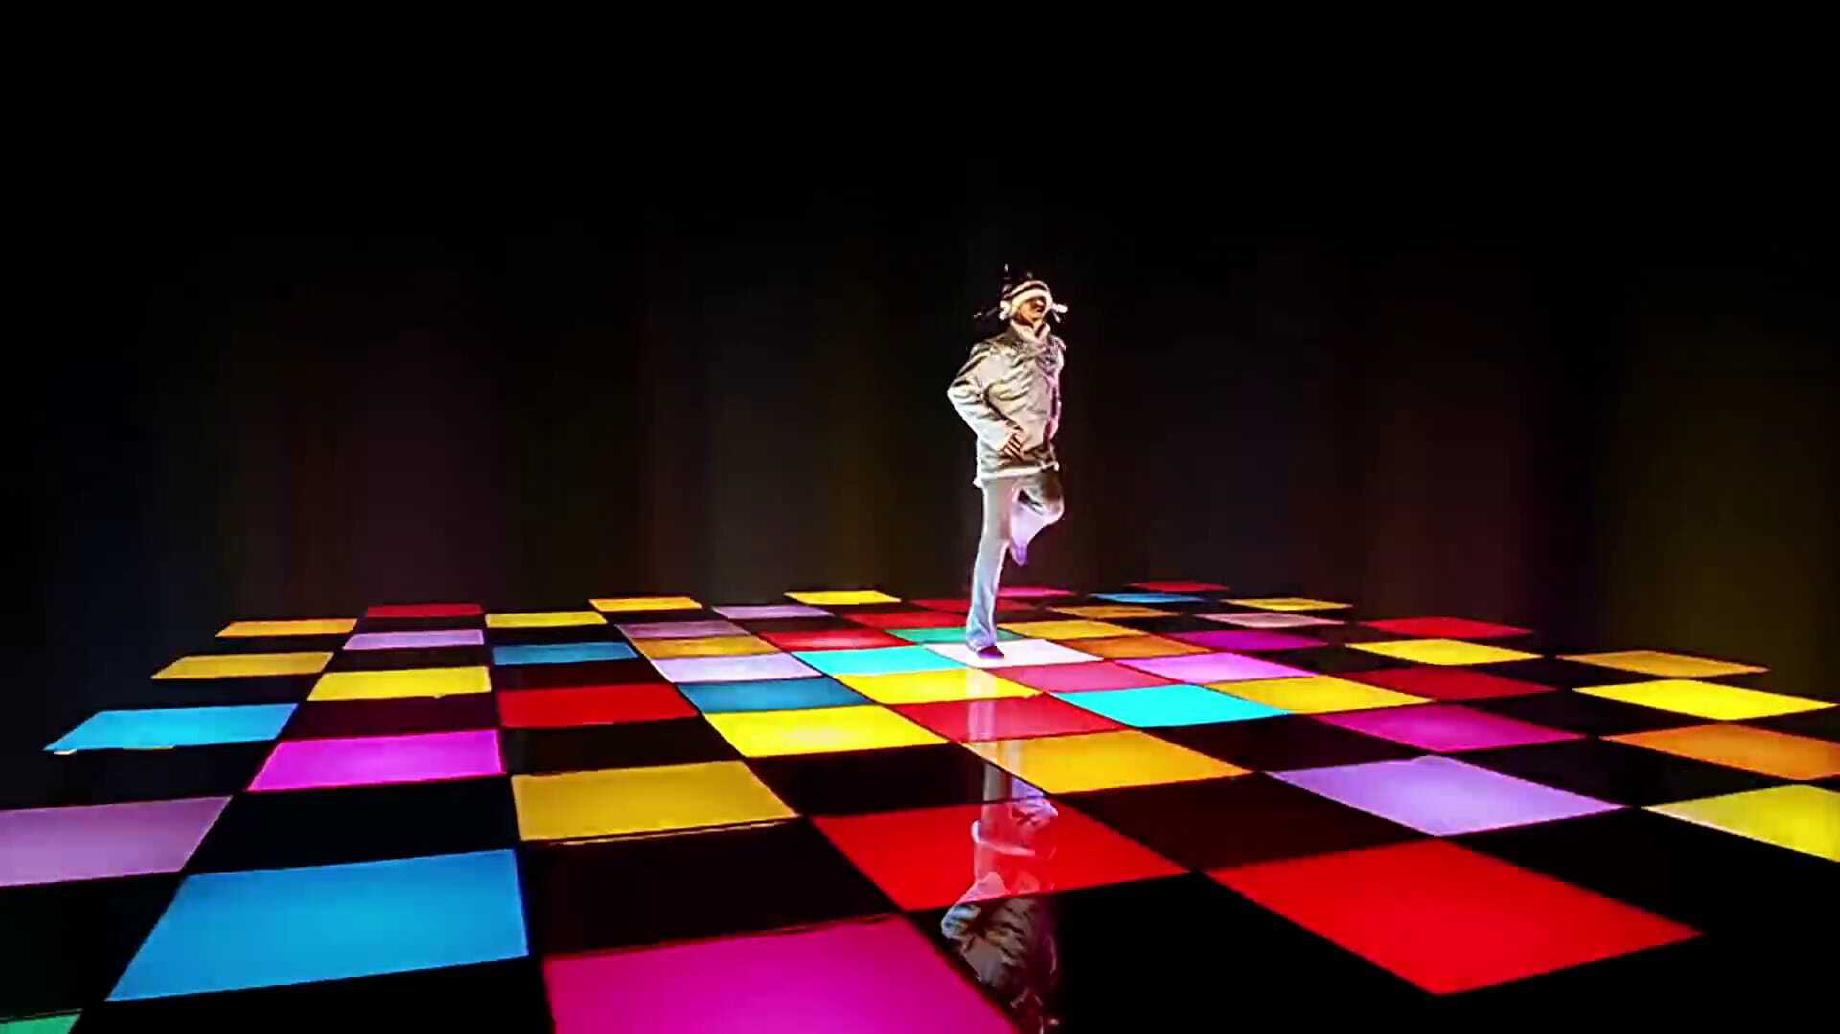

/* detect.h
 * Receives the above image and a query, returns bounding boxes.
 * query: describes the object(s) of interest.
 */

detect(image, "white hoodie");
[946,321,1066,486]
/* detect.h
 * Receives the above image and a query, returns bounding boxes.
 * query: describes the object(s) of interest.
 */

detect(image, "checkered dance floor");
[5,583,1836,1029]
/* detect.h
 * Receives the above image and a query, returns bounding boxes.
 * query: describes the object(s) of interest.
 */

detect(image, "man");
[947,274,1068,655]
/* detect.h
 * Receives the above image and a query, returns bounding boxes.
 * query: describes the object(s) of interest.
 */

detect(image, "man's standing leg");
[967,476,1023,650]
[1008,470,1066,567]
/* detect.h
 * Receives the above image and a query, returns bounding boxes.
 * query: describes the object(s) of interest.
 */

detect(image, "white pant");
[966,470,1065,648]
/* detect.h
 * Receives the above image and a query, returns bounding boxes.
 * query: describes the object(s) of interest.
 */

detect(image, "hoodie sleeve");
[947,342,1022,449]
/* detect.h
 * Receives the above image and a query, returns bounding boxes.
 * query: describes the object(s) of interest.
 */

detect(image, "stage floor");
[5,584,1837,1030]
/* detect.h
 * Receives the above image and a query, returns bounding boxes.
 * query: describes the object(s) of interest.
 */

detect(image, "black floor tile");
[1470,657,1642,689]
[500,719,736,774]
[144,675,317,708]
[1066,774,1423,869]
[186,779,518,872]
[1748,707,1840,741]
[520,820,892,954]
[747,744,1035,815]
[0,744,271,809]
[1271,645,1419,675]
[1467,692,1699,735]
[323,645,490,672]
[0,875,181,1018]
[1462,739,1783,806]
[489,658,663,692]
[281,695,499,740]
[1152,715,1421,771]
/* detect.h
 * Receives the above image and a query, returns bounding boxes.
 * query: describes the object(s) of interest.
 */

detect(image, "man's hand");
[1000,428,1030,460]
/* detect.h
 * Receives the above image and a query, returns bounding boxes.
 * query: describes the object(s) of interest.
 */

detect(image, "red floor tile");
[758,629,910,651]
[895,695,1125,742]
[1347,665,1555,701]
[496,684,698,729]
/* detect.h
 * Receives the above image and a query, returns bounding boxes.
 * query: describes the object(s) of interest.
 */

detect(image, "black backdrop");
[20,159,1837,746]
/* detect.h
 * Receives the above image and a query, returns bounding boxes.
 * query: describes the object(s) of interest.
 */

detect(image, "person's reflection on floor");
[941,761,1063,1032]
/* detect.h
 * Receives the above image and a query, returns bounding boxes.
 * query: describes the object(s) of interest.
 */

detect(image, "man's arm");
[947,344,1024,450]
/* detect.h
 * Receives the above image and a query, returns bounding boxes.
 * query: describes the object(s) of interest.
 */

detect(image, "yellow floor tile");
[999,619,1146,640]
[1561,650,1768,678]
[1211,676,1428,714]
[635,635,780,659]
[308,666,492,701]
[512,761,795,841]
[1072,635,1213,660]
[1608,724,1840,780]
[1576,679,1833,721]
[1049,605,1172,619]
[1650,785,1840,862]
[705,705,946,756]
[485,611,607,629]
[154,652,333,679]
[218,619,355,638]
[1224,598,1350,612]
[589,595,702,612]
[1351,638,1542,665]
[785,589,902,605]
[966,730,1247,793]
[837,669,1040,705]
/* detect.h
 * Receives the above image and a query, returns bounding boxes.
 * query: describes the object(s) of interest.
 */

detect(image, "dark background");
[19,153,1837,746]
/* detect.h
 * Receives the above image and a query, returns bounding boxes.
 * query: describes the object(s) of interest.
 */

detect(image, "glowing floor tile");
[1169,629,1323,651]
[485,611,607,629]
[543,917,1013,1033]
[795,645,964,676]
[1562,649,1768,678]
[0,1015,78,1034]
[927,639,1100,669]
[843,609,965,629]
[1350,638,1542,665]
[47,704,296,751]
[617,618,748,639]
[1361,616,1533,639]
[679,676,869,713]
[705,705,945,757]
[1607,724,1840,780]
[589,595,702,613]
[891,626,1023,644]
[1071,634,1211,659]
[895,695,1125,741]
[966,730,1248,793]
[650,653,820,683]
[814,800,1183,910]
[998,585,1076,599]
[1204,611,1343,628]
[1274,756,1619,835]
[999,619,1145,640]
[712,603,831,619]
[155,652,332,679]
[366,602,482,618]
[1575,679,1833,721]
[511,761,794,840]
[345,629,485,650]
[1347,665,1554,701]
[308,665,491,701]
[492,642,638,665]
[910,597,1041,614]
[248,730,503,792]
[1117,652,1313,683]
[1,797,228,887]
[108,849,528,1001]
[995,661,1175,693]
[1092,591,1207,604]
[635,635,779,659]
[1225,597,1350,611]
[1061,684,1288,727]
[1050,604,1172,619]
[759,628,909,651]
[1649,784,1840,862]
[497,684,697,728]
[1211,676,1430,714]
[1131,579,1228,591]
[785,589,901,605]
[219,618,355,638]
[1316,703,1582,752]
[1211,840,1697,994]
[838,668,1039,705]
